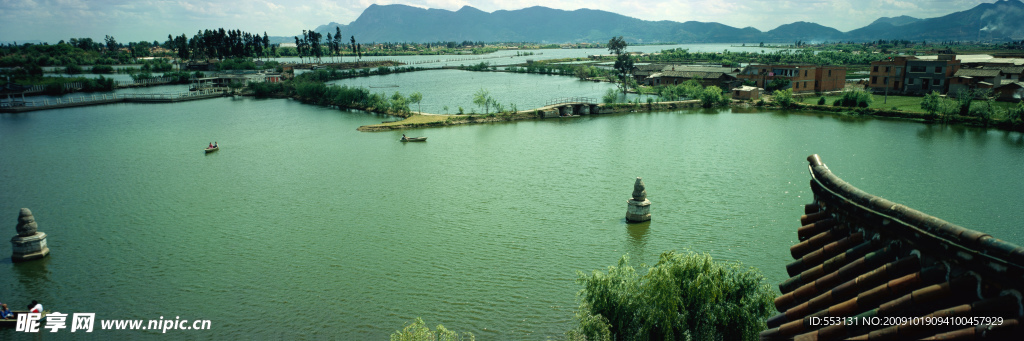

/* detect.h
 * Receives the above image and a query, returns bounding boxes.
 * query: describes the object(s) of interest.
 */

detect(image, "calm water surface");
[2,88,1023,339]
[329,69,653,115]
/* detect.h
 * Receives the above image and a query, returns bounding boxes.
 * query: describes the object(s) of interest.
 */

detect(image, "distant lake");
[328,69,655,115]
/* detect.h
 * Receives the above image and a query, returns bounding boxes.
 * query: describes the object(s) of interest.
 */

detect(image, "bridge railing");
[116,77,177,87]
[544,97,596,107]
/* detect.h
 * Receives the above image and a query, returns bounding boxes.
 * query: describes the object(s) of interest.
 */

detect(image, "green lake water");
[2,93,1023,339]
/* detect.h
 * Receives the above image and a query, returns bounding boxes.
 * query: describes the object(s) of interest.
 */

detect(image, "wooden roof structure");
[760,155,1024,340]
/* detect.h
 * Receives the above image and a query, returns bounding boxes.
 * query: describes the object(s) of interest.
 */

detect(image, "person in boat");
[0,303,12,319]
[214,142,218,148]
[402,134,407,140]
[28,300,42,313]
[209,142,214,148]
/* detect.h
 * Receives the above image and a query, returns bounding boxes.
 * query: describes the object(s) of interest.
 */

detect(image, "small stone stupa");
[626,177,651,222]
[11,208,50,262]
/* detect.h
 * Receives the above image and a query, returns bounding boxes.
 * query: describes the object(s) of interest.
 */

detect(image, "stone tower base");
[12,232,49,262]
[626,199,651,222]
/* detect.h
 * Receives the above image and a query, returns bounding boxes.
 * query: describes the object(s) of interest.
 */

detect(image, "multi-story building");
[902,54,961,95]
[868,57,910,93]
[869,54,1023,99]
[737,64,846,93]
[815,66,848,93]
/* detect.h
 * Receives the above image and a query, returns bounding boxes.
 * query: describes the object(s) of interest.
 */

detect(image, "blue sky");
[0,0,1000,43]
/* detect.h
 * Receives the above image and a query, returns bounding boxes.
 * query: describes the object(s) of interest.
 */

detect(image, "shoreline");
[353,100,1024,133]
[354,100,710,131]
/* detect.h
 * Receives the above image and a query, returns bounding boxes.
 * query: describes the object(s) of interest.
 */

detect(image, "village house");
[644,65,741,89]
[815,66,847,93]
[872,54,1024,100]
[902,55,961,95]
[730,85,762,100]
[737,64,847,93]
[948,68,1001,95]
[868,56,911,93]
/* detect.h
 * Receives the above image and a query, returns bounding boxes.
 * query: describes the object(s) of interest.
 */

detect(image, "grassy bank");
[814,94,1021,115]
[356,97,1024,133]
[355,100,707,131]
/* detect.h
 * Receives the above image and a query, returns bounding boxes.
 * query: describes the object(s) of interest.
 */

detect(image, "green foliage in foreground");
[569,251,776,341]
[390,318,474,341]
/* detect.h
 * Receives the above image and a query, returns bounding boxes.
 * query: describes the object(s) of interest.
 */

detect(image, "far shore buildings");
[635,63,847,94]
[869,54,1024,101]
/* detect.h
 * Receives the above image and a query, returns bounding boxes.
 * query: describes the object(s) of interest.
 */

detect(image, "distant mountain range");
[277,0,1024,44]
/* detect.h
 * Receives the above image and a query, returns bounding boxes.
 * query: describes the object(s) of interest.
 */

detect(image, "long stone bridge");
[760,155,1022,340]
[1,89,226,113]
[533,97,601,118]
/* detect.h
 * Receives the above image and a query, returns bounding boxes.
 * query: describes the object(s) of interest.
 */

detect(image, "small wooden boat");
[205,146,219,153]
[1,311,48,328]
[400,137,427,142]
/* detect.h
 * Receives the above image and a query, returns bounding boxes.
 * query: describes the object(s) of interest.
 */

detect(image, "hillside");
[280,1,1024,44]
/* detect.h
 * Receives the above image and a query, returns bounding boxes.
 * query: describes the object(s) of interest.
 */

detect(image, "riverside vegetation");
[762,88,1024,131]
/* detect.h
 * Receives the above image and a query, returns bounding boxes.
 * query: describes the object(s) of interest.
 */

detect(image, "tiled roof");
[668,66,739,73]
[650,71,732,79]
[954,69,1002,78]
[995,82,1024,90]
[759,155,1024,341]
[633,64,669,77]
[984,65,1024,74]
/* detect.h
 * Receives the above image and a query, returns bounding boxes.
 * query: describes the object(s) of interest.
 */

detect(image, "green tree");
[772,89,794,108]
[391,92,409,115]
[104,35,118,52]
[473,88,493,114]
[955,89,980,116]
[603,88,619,104]
[64,63,82,75]
[1006,101,1024,123]
[765,78,791,92]
[608,36,634,94]
[921,91,942,116]
[700,86,728,108]
[569,252,776,341]
[607,36,627,55]
[390,318,474,341]
[409,92,423,113]
[334,27,342,63]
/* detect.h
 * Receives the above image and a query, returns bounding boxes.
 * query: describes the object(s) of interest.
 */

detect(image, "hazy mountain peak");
[456,5,485,14]
[868,15,921,26]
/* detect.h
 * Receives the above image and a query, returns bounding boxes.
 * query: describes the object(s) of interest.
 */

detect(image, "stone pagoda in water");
[11,208,50,262]
[626,177,651,222]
